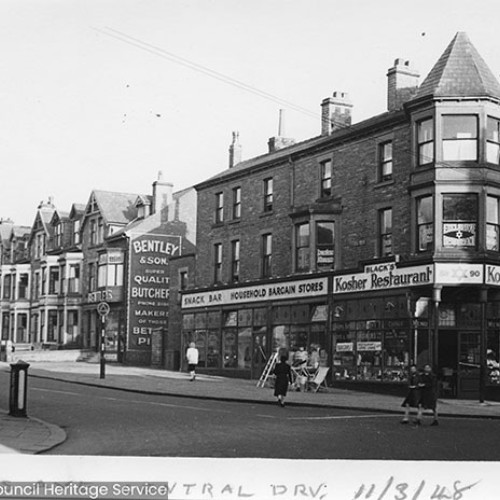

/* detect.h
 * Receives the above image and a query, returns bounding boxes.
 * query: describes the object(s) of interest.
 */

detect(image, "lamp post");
[97,302,110,379]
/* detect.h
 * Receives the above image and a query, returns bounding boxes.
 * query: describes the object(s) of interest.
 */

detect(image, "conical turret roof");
[415,32,500,100]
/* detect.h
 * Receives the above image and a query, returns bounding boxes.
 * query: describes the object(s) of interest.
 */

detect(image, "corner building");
[180,32,500,400]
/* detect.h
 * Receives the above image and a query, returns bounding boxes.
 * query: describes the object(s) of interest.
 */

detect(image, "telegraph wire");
[93,26,480,175]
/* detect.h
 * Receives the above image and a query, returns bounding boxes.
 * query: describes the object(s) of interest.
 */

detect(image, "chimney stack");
[228,131,242,168]
[152,171,173,214]
[268,109,295,153]
[387,59,419,111]
[321,92,352,136]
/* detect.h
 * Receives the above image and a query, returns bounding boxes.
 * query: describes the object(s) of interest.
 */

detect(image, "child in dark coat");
[401,364,421,424]
[273,355,293,407]
[417,364,439,426]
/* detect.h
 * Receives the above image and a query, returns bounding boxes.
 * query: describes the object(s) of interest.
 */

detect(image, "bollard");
[9,360,30,418]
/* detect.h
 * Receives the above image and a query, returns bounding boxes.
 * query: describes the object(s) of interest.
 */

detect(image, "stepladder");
[256,350,279,388]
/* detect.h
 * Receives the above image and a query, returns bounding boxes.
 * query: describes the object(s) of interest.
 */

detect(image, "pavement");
[0,360,499,456]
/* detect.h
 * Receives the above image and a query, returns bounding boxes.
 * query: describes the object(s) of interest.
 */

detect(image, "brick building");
[179,32,500,400]
[79,175,196,366]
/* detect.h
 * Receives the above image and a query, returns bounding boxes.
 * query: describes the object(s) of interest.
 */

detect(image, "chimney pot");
[321,91,353,136]
[229,131,242,168]
[387,58,419,111]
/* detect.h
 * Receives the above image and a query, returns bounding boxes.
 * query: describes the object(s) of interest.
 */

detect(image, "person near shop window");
[417,364,439,426]
[273,355,293,407]
[401,364,421,425]
[186,342,199,382]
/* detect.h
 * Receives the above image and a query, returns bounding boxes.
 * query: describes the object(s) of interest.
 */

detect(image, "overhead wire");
[93,26,486,175]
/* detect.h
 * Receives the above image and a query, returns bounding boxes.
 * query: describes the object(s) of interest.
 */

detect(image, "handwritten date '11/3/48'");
[352,476,479,500]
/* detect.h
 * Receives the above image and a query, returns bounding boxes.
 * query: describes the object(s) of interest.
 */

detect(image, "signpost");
[97,302,110,379]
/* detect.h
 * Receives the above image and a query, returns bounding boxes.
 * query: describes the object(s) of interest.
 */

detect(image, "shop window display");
[333,319,410,382]
[237,328,252,369]
[207,331,221,368]
[223,329,237,368]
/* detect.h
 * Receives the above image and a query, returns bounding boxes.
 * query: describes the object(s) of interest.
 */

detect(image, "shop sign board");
[485,265,500,286]
[335,342,354,352]
[442,223,476,248]
[333,264,433,294]
[434,263,483,285]
[127,234,181,350]
[357,341,382,352]
[182,277,328,309]
[87,288,123,304]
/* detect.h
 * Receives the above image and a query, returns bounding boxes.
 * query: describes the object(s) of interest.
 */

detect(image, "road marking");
[256,413,396,421]
[126,399,232,414]
[31,387,80,396]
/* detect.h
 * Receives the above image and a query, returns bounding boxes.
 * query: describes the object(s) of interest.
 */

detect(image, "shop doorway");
[437,330,458,397]
[251,330,267,379]
[437,330,480,399]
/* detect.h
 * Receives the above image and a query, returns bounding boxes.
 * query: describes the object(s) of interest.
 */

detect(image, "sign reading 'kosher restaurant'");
[333,263,433,294]
[181,277,328,309]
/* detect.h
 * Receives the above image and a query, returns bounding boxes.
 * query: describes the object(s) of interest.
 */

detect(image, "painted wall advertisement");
[127,234,181,351]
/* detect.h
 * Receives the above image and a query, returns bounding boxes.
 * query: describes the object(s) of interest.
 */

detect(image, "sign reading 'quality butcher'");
[127,233,181,351]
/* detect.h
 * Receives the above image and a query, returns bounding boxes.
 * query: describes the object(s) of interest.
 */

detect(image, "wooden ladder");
[256,351,279,388]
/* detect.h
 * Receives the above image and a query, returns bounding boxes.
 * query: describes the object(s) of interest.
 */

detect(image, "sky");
[2,0,500,225]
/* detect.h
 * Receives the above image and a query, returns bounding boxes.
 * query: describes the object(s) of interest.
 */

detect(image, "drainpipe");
[479,287,488,403]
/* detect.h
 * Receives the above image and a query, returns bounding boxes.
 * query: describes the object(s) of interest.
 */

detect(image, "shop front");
[180,276,330,378]
[331,260,500,400]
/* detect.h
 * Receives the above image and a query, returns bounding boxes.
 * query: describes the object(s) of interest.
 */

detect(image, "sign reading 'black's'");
[127,234,181,350]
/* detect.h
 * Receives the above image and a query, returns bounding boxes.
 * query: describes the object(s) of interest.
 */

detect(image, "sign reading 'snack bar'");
[334,264,433,294]
[182,277,328,308]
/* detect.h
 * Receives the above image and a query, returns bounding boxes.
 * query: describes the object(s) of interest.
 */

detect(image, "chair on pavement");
[308,367,330,393]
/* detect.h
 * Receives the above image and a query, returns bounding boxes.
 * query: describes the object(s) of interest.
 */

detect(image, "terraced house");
[179,32,500,400]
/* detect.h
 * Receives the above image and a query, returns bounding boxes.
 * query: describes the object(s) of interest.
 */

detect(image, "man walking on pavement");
[186,342,199,381]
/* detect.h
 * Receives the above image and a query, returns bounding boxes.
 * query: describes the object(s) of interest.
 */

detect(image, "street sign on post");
[97,302,110,379]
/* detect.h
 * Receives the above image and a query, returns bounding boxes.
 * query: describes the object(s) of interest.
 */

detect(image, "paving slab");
[10,361,500,419]
[0,410,66,454]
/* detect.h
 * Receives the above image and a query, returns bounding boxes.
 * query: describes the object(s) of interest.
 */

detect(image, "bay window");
[295,223,310,272]
[316,221,335,269]
[417,118,434,166]
[487,196,500,251]
[487,117,500,164]
[442,194,478,248]
[417,196,434,252]
[442,115,478,161]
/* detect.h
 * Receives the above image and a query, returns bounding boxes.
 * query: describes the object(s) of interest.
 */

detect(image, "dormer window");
[442,115,478,161]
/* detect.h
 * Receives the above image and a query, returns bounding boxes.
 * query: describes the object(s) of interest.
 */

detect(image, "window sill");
[374,179,395,189]
[260,211,274,218]
[227,219,241,226]
[211,222,225,229]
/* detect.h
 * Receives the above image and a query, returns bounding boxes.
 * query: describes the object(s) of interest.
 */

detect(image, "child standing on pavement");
[401,364,421,424]
[417,364,439,426]
[186,342,199,381]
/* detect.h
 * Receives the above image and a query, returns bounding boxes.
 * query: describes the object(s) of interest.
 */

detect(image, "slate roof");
[415,31,500,100]
[92,190,146,225]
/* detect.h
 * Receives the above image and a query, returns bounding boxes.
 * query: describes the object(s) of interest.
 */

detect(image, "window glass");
[223,329,237,368]
[262,234,272,277]
[232,187,241,219]
[295,223,310,271]
[487,117,500,164]
[379,142,393,181]
[417,118,434,165]
[316,221,335,269]
[263,178,273,212]
[487,196,500,251]
[417,196,433,252]
[231,240,240,282]
[320,160,332,197]
[442,194,478,248]
[215,193,224,223]
[379,208,392,256]
[442,115,478,161]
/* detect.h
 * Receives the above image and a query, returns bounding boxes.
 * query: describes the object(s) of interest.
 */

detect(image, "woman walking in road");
[273,355,293,407]
[186,342,199,381]
[401,364,421,424]
[417,364,439,426]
